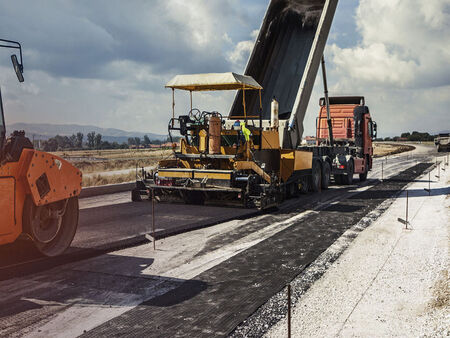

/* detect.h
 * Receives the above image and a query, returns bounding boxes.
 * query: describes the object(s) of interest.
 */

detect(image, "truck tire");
[343,160,354,185]
[359,162,369,182]
[298,178,309,194]
[286,182,299,198]
[309,161,322,192]
[321,161,331,190]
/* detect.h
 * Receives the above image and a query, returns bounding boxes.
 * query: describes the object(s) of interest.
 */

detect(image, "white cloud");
[330,0,450,90]
[227,29,259,71]
[228,40,254,69]
[307,0,450,136]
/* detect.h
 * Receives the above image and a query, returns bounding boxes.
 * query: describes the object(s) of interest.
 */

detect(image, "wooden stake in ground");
[397,190,409,229]
[152,189,156,250]
[424,171,431,196]
[287,284,291,338]
[406,190,409,229]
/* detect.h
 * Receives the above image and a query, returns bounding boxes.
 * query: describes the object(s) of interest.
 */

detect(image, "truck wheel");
[343,160,354,185]
[321,162,331,190]
[286,182,299,198]
[309,161,322,192]
[298,178,309,194]
[359,162,369,182]
[23,196,79,257]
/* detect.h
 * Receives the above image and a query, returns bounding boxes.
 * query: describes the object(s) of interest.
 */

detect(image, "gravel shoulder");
[266,157,449,337]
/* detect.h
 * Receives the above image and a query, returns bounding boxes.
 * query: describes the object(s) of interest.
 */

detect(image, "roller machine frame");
[0,39,82,256]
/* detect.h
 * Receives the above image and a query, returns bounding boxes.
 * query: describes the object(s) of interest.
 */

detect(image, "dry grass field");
[54,148,173,160]
[54,148,174,187]
[373,142,415,157]
[82,171,137,187]
[56,148,174,173]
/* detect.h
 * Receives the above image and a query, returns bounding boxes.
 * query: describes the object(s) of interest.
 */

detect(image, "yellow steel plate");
[158,170,193,178]
[194,172,231,180]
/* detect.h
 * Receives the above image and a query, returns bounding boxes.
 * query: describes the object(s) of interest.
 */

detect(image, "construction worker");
[240,121,251,142]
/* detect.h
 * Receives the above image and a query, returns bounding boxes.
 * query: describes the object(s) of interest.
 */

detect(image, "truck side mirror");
[11,54,24,83]
[370,121,377,140]
[356,120,361,135]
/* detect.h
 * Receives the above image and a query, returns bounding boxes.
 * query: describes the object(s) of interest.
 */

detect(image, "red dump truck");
[297,95,377,192]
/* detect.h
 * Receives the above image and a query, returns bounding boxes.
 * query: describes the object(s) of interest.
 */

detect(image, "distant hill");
[7,123,167,143]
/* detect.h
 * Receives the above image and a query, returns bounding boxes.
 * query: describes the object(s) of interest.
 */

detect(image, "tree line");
[40,132,174,151]
[380,131,437,142]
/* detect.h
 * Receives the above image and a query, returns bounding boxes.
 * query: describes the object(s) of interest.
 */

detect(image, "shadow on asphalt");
[323,204,365,213]
[0,299,43,319]
[0,253,208,321]
[404,187,450,197]
[144,280,209,307]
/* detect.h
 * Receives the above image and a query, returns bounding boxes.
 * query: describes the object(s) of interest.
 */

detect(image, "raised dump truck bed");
[230,0,338,148]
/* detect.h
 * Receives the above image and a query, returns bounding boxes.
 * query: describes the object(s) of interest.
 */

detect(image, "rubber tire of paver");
[321,161,331,190]
[131,189,142,202]
[343,160,354,185]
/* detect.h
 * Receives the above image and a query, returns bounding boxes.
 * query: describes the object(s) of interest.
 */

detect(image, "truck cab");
[316,96,377,177]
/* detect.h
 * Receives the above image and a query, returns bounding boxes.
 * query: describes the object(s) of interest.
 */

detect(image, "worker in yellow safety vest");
[240,121,251,142]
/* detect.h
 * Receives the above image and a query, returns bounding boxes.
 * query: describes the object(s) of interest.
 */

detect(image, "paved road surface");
[0,144,444,337]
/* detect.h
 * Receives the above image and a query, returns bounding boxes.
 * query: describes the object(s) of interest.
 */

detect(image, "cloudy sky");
[0,0,449,137]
